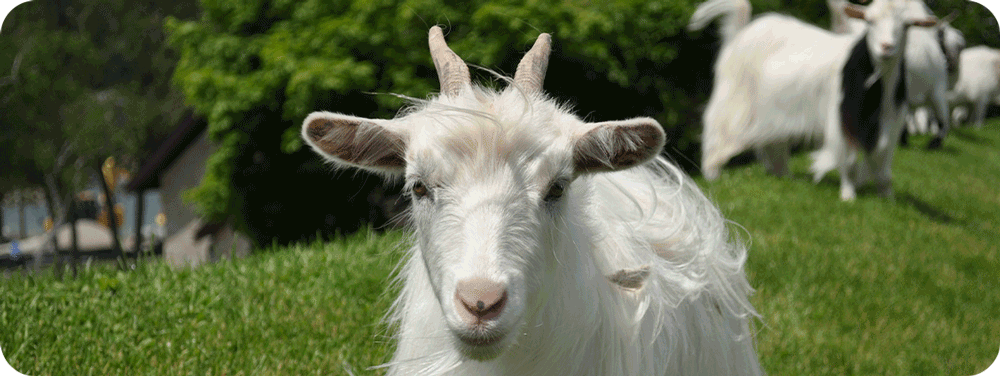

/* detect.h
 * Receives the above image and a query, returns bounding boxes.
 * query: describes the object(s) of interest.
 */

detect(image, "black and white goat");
[830,0,966,149]
[689,0,937,201]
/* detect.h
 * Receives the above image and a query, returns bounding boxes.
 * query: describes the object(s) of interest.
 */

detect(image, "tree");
[165,0,999,247]
[0,0,198,268]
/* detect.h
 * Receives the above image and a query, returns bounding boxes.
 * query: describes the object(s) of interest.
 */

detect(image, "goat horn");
[428,26,470,97]
[941,10,959,24]
[514,33,552,94]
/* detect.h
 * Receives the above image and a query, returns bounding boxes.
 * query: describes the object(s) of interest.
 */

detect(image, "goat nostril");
[460,291,506,316]
[455,278,507,322]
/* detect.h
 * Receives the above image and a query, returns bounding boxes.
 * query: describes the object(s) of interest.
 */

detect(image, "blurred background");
[1,0,997,269]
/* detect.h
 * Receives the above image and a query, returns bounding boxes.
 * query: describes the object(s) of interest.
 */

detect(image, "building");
[125,113,251,267]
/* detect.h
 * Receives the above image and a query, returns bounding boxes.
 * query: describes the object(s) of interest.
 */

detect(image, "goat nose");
[881,42,895,53]
[454,278,507,323]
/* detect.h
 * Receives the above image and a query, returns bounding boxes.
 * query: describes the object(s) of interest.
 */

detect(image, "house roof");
[125,112,207,192]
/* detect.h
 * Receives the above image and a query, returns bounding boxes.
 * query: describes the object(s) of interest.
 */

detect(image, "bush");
[166,0,998,245]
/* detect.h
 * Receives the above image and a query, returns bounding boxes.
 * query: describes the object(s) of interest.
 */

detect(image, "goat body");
[950,45,1000,128]
[302,27,762,375]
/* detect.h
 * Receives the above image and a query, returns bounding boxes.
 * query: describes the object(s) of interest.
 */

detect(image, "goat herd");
[692,0,995,201]
[300,0,991,374]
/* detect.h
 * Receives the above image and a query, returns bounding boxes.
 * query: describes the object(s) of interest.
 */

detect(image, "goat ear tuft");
[573,118,665,174]
[301,111,406,174]
[843,4,866,20]
[607,265,651,290]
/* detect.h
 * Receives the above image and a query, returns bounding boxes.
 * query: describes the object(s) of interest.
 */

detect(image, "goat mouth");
[454,330,508,360]
[456,330,506,347]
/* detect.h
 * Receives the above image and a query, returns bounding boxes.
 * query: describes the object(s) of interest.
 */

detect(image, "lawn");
[2,124,998,375]
[1,232,407,375]
[699,124,1000,375]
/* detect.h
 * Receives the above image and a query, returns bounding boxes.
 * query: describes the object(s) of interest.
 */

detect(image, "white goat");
[908,19,965,138]
[900,4,965,148]
[301,27,762,376]
[950,45,1000,128]
[689,0,937,201]
[830,0,966,148]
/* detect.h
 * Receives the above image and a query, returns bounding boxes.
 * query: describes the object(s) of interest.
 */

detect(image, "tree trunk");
[133,189,144,258]
[37,164,75,273]
[44,175,64,221]
[23,189,42,271]
[0,191,5,241]
[69,198,79,278]
[96,161,128,270]
[17,190,26,240]
[53,209,63,279]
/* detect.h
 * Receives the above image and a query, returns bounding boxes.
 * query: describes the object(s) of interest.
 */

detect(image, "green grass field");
[2,124,998,375]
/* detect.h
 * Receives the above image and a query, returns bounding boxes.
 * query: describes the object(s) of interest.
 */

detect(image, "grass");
[2,124,998,375]
[1,231,406,375]
[699,124,1000,375]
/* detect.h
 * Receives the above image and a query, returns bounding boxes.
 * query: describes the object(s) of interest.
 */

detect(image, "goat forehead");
[404,88,572,183]
[860,0,909,30]
[410,141,565,191]
[865,0,909,17]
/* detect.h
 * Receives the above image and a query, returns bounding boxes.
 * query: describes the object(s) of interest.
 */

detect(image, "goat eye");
[544,180,567,202]
[412,181,430,199]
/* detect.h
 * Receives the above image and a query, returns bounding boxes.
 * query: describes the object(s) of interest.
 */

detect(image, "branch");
[37,141,77,263]
[54,139,75,171]
[0,36,35,88]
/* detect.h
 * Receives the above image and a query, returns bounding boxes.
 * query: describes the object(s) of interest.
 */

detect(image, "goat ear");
[301,111,406,174]
[843,4,866,20]
[607,265,650,290]
[573,118,665,174]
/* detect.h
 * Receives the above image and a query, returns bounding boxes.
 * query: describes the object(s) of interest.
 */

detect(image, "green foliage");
[0,0,195,201]
[166,0,704,222]
[944,0,1000,48]
[2,125,998,375]
[166,0,1000,227]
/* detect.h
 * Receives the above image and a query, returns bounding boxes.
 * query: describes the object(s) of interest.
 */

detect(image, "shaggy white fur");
[302,28,762,375]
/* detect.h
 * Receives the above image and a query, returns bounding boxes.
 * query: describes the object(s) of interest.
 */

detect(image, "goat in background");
[829,0,965,149]
[690,0,938,201]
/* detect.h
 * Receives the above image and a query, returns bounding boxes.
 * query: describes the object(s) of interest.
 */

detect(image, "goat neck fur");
[839,29,908,153]
[302,27,762,375]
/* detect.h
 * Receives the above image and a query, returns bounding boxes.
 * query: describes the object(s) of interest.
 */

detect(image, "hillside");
[2,124,998,375]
